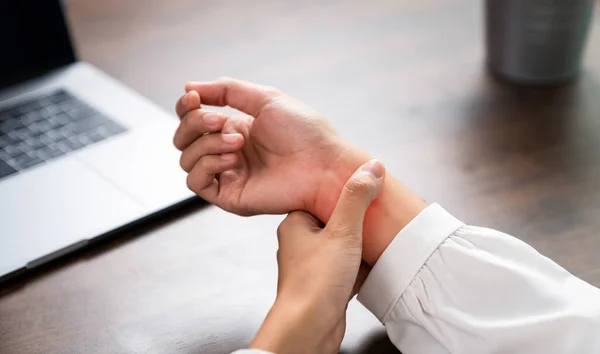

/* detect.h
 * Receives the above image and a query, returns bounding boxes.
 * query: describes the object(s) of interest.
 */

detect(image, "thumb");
[325,160,385,237]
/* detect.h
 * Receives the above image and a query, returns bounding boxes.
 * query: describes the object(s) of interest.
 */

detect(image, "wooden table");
[2,0,600,353]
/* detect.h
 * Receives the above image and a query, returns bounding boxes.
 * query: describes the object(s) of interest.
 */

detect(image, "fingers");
[186,153,239,194]
[173,111,228,151]
[325,160,385,238]
[179,132,244,172]
[277,211,321,242]
[185,78,281,117]
[175,90,201,119]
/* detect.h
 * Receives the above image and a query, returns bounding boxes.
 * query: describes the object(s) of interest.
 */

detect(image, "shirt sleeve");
[358,203,600,354]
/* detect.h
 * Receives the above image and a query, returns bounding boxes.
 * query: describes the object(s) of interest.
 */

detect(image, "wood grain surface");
[1,0,600,353]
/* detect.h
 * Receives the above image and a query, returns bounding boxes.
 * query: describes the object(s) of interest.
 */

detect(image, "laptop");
[0,0,195,280]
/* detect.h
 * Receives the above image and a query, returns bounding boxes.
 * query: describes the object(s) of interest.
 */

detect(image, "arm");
[174,79,600,353]
[173,79,426,267]
[358,204,600,354]
[233,203,600,354]
[312,142,427,266]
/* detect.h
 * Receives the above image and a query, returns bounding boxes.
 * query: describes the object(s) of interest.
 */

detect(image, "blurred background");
[2,1,600,353]
[64,0,600,241]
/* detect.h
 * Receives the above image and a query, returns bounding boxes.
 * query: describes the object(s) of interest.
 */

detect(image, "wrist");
[360,173,426,265]
[249,298,316,354]
[312,139,371,223]
[313,140,427,266]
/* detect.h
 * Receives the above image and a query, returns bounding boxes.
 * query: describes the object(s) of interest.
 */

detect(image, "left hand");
[173,78,370,219]
[249,160,385,354]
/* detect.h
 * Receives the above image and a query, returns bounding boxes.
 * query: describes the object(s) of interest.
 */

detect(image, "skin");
[173,78,427,352]
[174,78,426,266]
[250,160,385,354]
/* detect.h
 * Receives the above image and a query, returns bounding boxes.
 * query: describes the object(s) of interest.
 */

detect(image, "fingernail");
[203,113,218,126]
[181,93,189,106]
[221,153,236,161]
[359,160,384,179]
[222,133,241,144]
[184,82,198,92]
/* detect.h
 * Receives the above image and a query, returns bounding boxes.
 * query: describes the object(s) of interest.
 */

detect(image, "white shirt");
[234,204,600,354]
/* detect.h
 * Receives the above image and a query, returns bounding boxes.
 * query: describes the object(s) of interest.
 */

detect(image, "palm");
[217,96,341,216]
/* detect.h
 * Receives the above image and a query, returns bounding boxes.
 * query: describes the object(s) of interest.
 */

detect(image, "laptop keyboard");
[0,90,127,180]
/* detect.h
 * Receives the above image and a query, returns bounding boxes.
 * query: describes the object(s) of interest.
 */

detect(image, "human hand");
[249,160,385,354]
[173,78,370,219]
[174,78,427,266]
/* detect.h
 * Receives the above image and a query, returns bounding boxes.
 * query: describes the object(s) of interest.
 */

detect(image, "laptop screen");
[0,0,76,90]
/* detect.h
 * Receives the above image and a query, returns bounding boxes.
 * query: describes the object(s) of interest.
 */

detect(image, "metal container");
[486,0,595,85]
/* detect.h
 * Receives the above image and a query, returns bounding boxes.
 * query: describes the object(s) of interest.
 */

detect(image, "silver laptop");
[0,0,194,280]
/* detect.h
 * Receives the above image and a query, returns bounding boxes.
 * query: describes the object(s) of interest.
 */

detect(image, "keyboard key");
[27,123,46,137]
[55,113,72,126]
[1,119,20,132]
[81,128,106,143]
[65,137,85,150]
[0,134,17,148]
[0,150,10,161]
[39,134,54,146]
[13,153,43,170]
[68,115,107,134]
[48,90,70,104]
[19,156,44,170]
[17,139,34,152]
[25,137,45,150]
[35,146,55,161]
[0,160,17,179]
[78,134,92,146]
[44,144,67,159]
[13,128,30,140]
[58,126,75,140]
[38,98,52,108]
[12,105,33,117]
[56,140,75,154]
[5,144,25,158]
[36,120,52,133]
[47,116,64,128]
[44,105,61,116]
[46,129,63,141]
[101,121,127,135]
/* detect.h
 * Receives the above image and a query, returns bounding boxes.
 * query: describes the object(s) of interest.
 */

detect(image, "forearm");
[357,204,600,353]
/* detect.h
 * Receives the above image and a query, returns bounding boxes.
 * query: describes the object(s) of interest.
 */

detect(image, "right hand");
[250,160,385,354]
[173,78,370,220]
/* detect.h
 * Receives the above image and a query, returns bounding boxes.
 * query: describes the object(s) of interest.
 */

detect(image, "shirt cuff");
[357,203,464,322]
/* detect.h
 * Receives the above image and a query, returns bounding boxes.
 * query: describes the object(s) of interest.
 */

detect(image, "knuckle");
[199,157,210,170]
[217,76,234,83]
[173,134,182,151]
[179,153,187,171]
[263,85,282,97]
[189,113,204,132]
[181,110,200,130]
[175,119,191,145]
[185,173,197,192]
[288,211,310,224]
[328,224,352,238]
[344,178,373,197]
[277,212,300,236]
[277,221,288,239]
[328,226,361,247]
[217,77,240,90]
